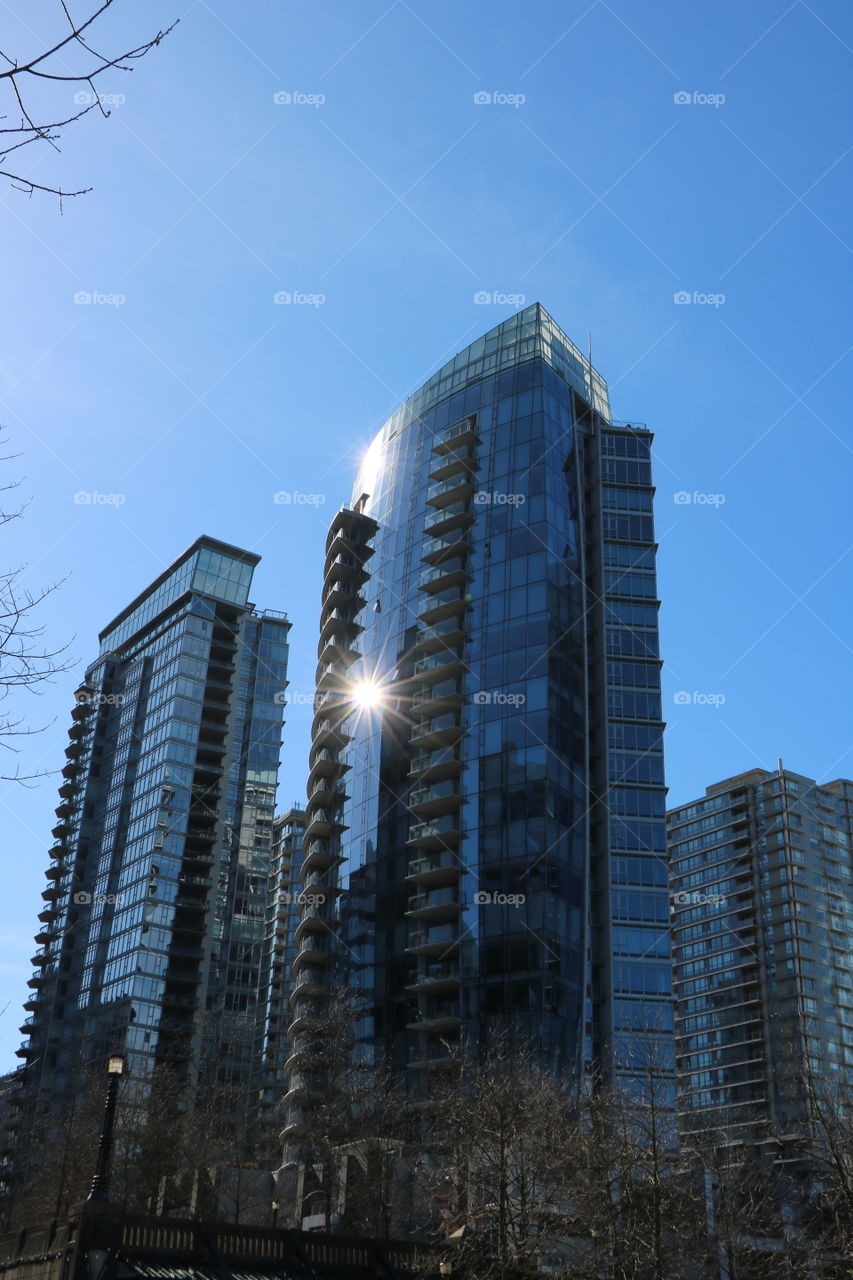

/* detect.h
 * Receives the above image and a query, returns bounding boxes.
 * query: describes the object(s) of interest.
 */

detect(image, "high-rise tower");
[669,765,853,1154]
[14,537,290,1124]
[285,306,670,1148]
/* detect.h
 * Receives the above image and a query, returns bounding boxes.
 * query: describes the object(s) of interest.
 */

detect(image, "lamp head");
[107,1054,125,1076]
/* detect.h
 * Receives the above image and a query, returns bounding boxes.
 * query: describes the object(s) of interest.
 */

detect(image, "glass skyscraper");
[14,536,290,1123]
[285,305,671,1148]
[669,765,853,1152]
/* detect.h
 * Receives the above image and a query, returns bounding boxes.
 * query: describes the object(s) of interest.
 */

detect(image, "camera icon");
[473,291,491,304]
[673,691,691,705]
[73,891,93,905]
[473,491,490,505]
[274,690,288,704]
[474,890,491,904]
[671,892,689,905]
[473,691,491,705]
[673,491,692,504]
[473,92,492,105]
[673,290,692,304]
[673,91,691,105]
[273,91,292,104]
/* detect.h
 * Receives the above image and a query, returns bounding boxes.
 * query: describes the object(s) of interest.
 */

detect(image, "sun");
[351,678,384,710]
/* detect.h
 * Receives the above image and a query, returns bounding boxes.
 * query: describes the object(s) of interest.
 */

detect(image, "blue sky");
[1,0,851,1068]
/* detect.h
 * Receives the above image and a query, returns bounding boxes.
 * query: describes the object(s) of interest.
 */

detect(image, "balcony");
[407,922,460,957]
[293,936,332,971]
[407,816,461,852]
[406,885,461,922]
[319,607,364,647]
[309,747,350,780]
[426,472,474,509]
[51,820,70,840]
[421,531,471,567]
[419,558,468,595]
[301,839,343,873]
[411,680,463,719]
[289,970,328,1005]
[309,776,348,807]
[409,746,462,783]
[428,450,476,485]
[412,616,466,655]
[312,717,351,750]
[304,808,344,842]
[406,1000,462,1033]
[409,779,461,817]
[406,960,461,994]
[424,501,474,539]
[410,713,463,751]
[433,417,477,453]
[417,588,468,627]
[407,849,462,887]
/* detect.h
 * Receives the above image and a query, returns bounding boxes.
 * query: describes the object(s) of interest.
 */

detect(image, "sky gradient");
[1,0,851,1068]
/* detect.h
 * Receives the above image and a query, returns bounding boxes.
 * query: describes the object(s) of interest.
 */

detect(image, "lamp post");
[87,1054,125,1203]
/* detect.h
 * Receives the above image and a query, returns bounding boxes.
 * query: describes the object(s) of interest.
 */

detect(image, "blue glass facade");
[286,306,670,1138]
[669,767,853,1147]
[18,537,290,1116]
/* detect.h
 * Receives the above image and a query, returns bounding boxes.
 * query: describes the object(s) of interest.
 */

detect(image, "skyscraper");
[285,305,671,1148]
[14,536,290,1122]
[669,764,853,1153]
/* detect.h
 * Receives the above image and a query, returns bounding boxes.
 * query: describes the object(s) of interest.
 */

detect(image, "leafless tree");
[0,0,176,205]
[0,432,72,781]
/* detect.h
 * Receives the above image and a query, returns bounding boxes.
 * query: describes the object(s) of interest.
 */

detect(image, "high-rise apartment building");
[669,765,853,1150]
[14,537,290,1121]
[285,305,671,1148]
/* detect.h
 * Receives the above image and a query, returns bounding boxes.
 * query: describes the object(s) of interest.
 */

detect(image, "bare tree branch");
[0,0,177,205]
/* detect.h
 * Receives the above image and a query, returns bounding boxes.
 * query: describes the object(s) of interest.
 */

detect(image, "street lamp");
[87,1053,125,1203]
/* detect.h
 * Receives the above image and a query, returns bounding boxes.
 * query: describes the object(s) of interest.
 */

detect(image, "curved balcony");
[303,807,344,843]
[316,635,359,679]
[57,780,76,800]
[284,1042,326,1075]
[289,970,328,1006]
[37,905,59,923]
[319,607,364,648]
[301,838,343,874]
[311,692,352,739]
[64,742,82,762]
[295,903,332,940]
[283,1072,326,1105]
[42,885,62,902]
[410,713,464,752]
[320,581,366,620]
[303,870,341,897]
[411,680,463,720]
[48,843,66,861]
[51,820,71,840]
[293,935,333,972]
[406,885,461,923]
[311,716,351,751]
[31,949,51,967]
[308,747,350,782]
[324,507,379,554]
[45,864,64,881]
[54,800,73,820]
[322,554,370,598]
[61,760,81,780]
